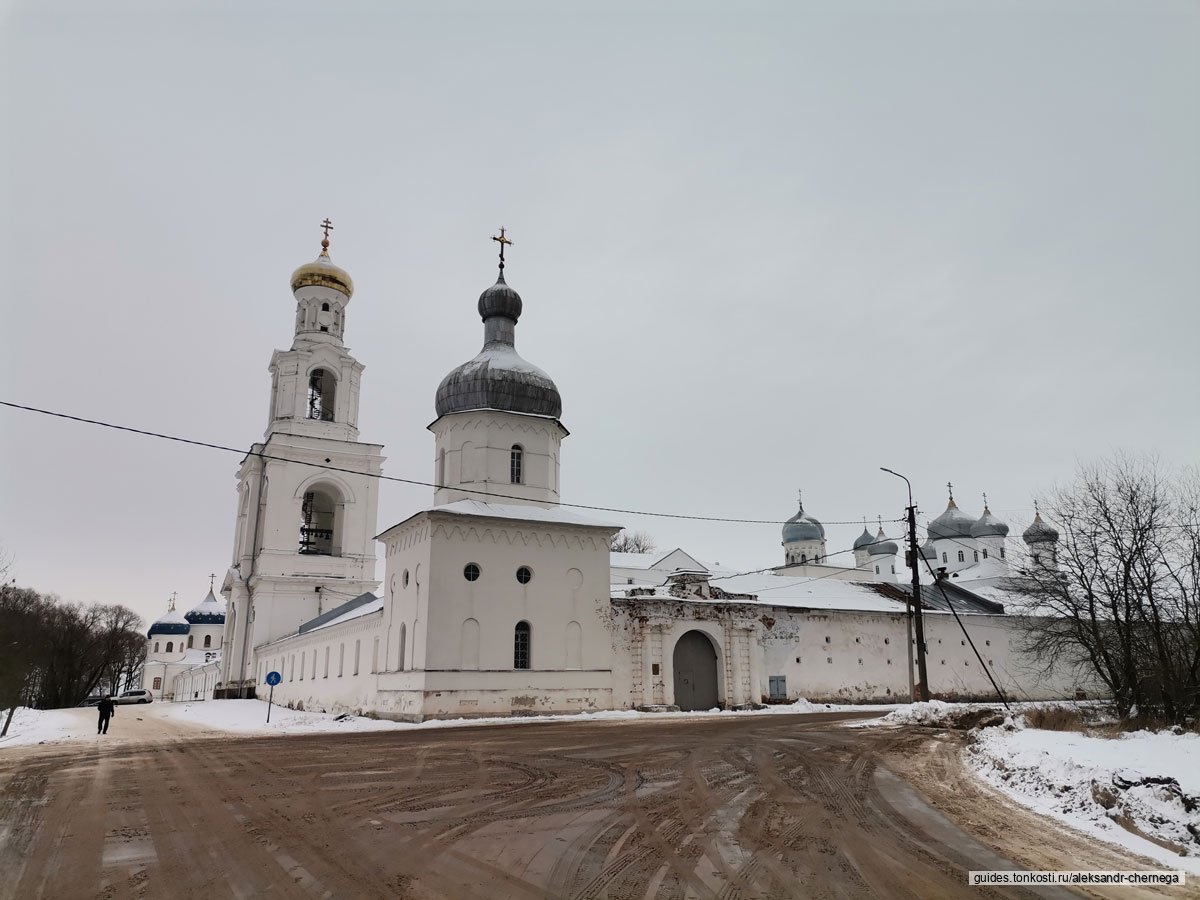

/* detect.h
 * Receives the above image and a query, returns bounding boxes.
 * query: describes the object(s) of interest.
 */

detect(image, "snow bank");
[968,723,1200,873]
[0,707,80,748]
[156,697,898,737]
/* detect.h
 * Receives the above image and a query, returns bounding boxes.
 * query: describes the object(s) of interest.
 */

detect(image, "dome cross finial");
[320,217,334,253]
[946,481,954,501]
[982,491,989,510]
[169,591,177,611]
[492,226,513,271]
[209,572,216,590]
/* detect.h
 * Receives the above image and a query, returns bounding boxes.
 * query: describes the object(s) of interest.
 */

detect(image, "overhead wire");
[0,400,902,528]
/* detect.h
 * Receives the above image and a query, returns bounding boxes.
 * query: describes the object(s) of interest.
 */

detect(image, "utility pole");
[881,468,930,702]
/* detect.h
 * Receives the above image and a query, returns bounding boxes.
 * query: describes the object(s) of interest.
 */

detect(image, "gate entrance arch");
[672,630,720,711]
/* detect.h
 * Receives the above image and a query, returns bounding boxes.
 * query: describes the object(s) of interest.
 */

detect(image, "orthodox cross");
[320,217,334,252]
[169,591,178,610]
[982,492,989,509]
[209,573,216,590]
[877,515,884,531]
[946,481,954,501]
[492,226,513,269]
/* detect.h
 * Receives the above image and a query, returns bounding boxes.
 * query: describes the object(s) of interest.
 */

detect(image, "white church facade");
[150,227,1085,715]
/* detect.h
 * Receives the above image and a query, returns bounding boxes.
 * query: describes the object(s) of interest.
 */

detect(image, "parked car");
[78,696,104,707]
[115,689,153,705]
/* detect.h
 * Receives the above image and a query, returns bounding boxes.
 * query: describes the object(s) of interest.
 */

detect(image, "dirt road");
[0,711,1182,899]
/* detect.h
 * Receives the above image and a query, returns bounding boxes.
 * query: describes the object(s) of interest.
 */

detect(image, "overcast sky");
[2,1,1197,628]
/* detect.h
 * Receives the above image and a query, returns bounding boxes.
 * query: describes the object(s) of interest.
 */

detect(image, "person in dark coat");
[97,696,115,734]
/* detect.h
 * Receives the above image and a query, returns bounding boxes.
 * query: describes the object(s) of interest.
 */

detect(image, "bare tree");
[1003,454,1200,724]
[610,531,658,554]
[0,584,146,727]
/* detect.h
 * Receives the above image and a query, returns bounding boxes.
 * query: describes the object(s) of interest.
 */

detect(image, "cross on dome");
[492,226,513,269]
[946,481,954,501]
[320,217,334,253]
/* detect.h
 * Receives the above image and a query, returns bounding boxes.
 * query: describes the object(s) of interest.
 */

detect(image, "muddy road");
[0,711,1178,899]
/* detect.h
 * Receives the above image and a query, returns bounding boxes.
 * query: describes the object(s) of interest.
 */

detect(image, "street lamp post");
[880,467,931,702]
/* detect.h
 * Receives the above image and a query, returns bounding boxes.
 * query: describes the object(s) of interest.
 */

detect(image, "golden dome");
[290,249,353,298]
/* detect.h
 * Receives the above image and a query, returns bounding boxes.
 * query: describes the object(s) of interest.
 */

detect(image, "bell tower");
[221,222,384,692]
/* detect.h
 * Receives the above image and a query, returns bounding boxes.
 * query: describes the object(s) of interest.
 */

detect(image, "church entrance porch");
[672,630,720,711]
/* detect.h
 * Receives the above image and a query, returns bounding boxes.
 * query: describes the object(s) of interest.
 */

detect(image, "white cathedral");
[142,227,1079,716]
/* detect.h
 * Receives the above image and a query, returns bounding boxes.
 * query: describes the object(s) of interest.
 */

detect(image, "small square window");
[854,637,860,644]
[858,658,863,665]
[652,663,660,675]
[826,657,832,664]
[824,636,831,643]
[886,659,892,665]
[985,640,990,646]
[795,656,801,664]
[884,637,890,645]
[940,659,945,665]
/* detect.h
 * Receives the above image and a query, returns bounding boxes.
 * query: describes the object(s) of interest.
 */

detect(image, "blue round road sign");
[266,671,282,686]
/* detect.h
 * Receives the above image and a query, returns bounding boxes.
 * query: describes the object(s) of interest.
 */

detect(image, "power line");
[1,400,903,528]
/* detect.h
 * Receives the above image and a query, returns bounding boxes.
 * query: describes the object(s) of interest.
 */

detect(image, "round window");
[402,569,410,588]
[463,563,481,582]
[516,566,533,584]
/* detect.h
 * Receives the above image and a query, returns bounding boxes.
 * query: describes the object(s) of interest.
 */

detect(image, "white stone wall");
[430,410,565,508]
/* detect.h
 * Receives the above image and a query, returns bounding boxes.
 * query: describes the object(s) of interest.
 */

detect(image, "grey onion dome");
[782,501,825,543]
[853,526,875,550]
[920,538,938,560]
[1023,512,1059,544]
[868,529,899,556]
[184,588,227,625]
[970,506,1010,538]
[434,271,562,419]
[928,498,975,540]
[147,605,189,638]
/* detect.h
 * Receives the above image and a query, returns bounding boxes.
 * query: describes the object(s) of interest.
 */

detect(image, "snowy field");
[0,697,899,749]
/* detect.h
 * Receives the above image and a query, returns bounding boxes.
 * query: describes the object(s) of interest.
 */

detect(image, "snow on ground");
[967,721,1200,874]
[0,707,80,748]
[1,698,901,749]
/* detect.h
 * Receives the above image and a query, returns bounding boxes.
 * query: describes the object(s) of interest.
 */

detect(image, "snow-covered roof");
[184,588,226,625]
[148,606,190,637]
[380,500,622,539]
[177,648,222,667]
[297,592,382,635]
[609,551,660,569]
[612,570,1005,615]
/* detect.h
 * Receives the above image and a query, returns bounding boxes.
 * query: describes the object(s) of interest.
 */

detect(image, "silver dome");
[970,507,1010,538]
[782,500,825,543]
[920,538,938,560]
[1023,512,1059,544]
[853,526,875,550]
[435,271,562,419]
[928,498,975,540]
[868,529,899,556]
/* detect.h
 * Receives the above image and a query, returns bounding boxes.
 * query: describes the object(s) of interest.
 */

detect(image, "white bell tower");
[221,221,384,692]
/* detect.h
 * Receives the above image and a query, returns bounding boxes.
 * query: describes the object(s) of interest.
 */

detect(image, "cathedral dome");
[868,529,898,556]
[970,506,1010,538]
[920,538,938,560]
[184,588,227,625]
[928,497,975,540]
[147,604,189,638]
[291,249,353,299]
[782,498,825,544]
[853,526,875,550]
[1023,512,1059,544]
[435,271,562,419]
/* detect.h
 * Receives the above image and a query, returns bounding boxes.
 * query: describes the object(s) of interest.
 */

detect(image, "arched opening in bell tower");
[306,368,337,422]
[299,485,341,555]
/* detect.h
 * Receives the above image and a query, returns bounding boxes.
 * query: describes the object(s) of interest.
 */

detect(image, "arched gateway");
[673,630,720,711]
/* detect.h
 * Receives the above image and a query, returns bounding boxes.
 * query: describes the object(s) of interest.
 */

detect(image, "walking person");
[97,695,115,735]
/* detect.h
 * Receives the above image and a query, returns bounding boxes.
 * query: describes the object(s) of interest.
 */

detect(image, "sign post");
[265,670,282,723]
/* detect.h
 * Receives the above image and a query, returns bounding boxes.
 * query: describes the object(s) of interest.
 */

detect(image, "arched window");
[437,449,446,487]
[942,552,948,563]
[800,553,807,564]
[152,677,162,690]
[982,548,989,559]
[203,634,212,648]
[973,550,979,562]
[510,445,523,484]
[398,623,407,671]
[154,641,160,653]
[166,641,173,653]
[514,621,531,670]
[306,368,336,422]
[1000,547,1006,559]
[187,636,194,649]
[299,485,340,556]
[957,550,965,563]
[874,565,880,574]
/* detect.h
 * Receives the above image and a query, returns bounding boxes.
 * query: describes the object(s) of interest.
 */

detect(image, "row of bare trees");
[1006,455,1200,724]
[0,584,146,729]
